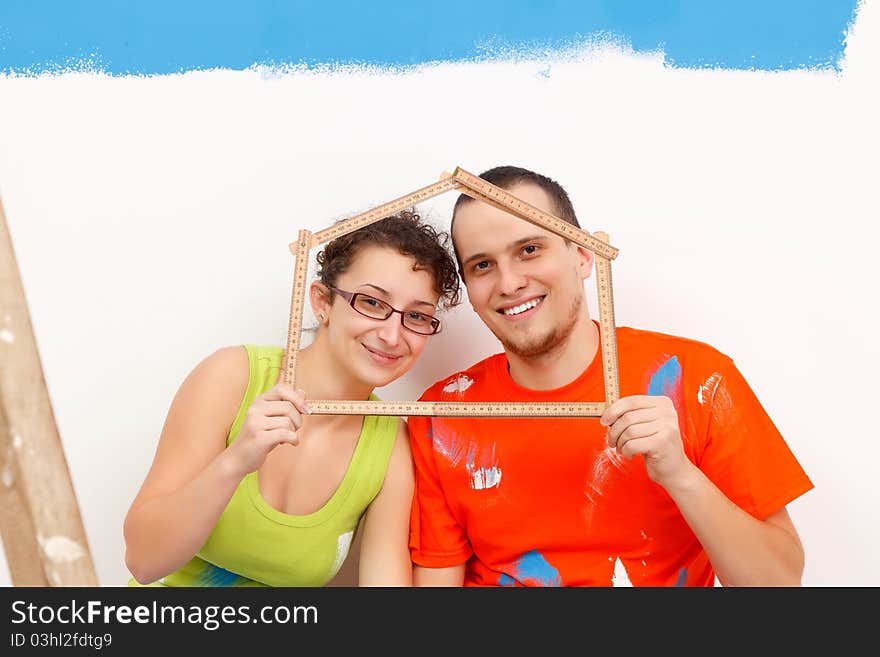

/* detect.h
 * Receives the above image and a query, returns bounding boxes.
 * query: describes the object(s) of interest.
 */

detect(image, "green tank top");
[129,344,400,587]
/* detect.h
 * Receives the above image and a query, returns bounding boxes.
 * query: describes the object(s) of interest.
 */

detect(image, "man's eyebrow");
[358,283,435,309]
[461,235,550,267]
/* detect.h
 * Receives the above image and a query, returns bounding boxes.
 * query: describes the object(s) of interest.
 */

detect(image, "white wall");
[1,1,877,587]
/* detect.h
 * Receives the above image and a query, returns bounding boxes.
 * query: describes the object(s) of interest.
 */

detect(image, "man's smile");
[498,296,545,318]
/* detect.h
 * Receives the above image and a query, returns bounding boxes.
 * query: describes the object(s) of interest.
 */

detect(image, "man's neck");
[505,315,600,391]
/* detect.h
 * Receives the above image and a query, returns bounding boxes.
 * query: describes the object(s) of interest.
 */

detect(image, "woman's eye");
[523,244,538,255]
[474,261,490,271]
[363,297,381,307]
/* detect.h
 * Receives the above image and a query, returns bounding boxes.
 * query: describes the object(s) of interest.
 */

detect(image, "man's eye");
[474,261,490,271]
[523,244,539,255]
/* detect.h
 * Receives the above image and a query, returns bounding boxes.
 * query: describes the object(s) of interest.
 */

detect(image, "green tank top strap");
[227,345,284,447]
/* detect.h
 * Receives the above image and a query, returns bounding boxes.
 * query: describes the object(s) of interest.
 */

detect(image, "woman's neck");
[289,335,374,402]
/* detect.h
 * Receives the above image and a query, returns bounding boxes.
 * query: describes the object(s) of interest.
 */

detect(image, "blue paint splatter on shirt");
[648,356,682,397]
[498,573,517,587]
[505,550,563,587]
[197,563,246,586]
[674,567,688,587]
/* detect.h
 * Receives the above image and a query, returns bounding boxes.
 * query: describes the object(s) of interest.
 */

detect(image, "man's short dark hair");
[450,165,580,276]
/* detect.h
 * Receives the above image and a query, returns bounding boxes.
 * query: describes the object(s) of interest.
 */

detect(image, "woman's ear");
[309,282,331,324]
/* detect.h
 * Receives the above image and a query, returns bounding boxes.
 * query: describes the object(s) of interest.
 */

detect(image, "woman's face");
[322,244,441,389]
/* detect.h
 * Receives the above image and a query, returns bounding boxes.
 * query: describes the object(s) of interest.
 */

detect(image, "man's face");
[452,183,593,359]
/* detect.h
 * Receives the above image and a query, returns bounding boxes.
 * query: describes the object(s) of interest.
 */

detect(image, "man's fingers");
[612,422,657,452]
[619,433,660,460]
[605,408,658,447]
[601,395,654,427]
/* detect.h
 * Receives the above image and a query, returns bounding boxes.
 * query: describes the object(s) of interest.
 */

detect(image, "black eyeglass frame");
[326,286,442,335]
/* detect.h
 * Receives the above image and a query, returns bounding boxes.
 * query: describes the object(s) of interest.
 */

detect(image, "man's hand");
[600,395,695,489]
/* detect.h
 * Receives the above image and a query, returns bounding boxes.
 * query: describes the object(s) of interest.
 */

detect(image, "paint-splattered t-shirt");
[408,324,813,586]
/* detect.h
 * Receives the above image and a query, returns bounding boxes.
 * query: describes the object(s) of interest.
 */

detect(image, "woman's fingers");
[265,427,300,447]
[260,400,306,429]
[261,385,312,414]
[237,384,312,458]
[263,415,298,433]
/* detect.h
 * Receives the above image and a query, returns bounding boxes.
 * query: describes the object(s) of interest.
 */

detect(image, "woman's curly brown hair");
[316,210,461,310]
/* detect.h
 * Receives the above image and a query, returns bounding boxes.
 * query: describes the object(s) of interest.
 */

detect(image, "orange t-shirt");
[408,325,814,586]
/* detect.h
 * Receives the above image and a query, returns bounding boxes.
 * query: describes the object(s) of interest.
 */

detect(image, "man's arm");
[661,466,804,586]
[413,564,466,587]
[602,394,805,586]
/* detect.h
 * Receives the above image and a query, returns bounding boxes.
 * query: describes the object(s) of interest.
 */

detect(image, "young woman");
[123,211,460,587]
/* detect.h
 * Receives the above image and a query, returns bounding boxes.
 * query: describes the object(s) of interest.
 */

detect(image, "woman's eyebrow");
[359,284,435,309]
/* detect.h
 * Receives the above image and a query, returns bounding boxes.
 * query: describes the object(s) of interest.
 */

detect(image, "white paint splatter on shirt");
[443,374,474,394]
[470,466,503,490]
[465,442,502,490]
[584,447,626,506]
[329,530,354,579]
[697,372,722,405]
[612,557,633,587]
[432,425,469,467]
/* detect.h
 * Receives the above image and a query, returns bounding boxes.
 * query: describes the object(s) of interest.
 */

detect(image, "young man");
[408,165,813,587]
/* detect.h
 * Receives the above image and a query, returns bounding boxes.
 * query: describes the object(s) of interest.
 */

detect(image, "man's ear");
[575,244,594,281]
[309,282,331,324]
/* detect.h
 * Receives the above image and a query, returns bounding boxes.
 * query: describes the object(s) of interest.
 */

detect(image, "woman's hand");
[226,384,310,478]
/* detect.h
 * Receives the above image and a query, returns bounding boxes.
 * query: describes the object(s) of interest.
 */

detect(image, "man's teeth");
[503,298,541,316]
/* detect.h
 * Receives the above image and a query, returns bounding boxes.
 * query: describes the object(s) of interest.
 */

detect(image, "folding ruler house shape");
[284,167,621,418]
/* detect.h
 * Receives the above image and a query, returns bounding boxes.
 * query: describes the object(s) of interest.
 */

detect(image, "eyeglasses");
[327,286,442,335]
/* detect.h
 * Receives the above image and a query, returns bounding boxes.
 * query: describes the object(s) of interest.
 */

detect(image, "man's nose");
[496,262,528,296]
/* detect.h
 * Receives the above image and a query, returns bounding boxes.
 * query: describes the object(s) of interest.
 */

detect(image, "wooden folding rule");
[284,167,620,417]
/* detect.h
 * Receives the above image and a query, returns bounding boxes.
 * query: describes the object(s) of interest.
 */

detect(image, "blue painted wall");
[0,0,861,75]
